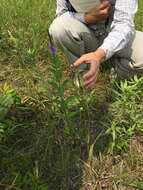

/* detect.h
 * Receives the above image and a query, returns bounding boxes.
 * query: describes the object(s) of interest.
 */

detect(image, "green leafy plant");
[48,52,76,135]
[0,83,21,141]
[0,168,48,190]
[104,75,143,153]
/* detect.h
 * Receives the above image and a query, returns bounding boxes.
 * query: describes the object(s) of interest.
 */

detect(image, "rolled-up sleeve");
[99,0,138,60]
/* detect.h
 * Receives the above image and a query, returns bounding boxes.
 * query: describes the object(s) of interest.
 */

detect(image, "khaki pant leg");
[49,13,100,68]
[111,30,143,78]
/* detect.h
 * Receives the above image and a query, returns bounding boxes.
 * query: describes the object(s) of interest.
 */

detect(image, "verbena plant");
[47,31,84,140]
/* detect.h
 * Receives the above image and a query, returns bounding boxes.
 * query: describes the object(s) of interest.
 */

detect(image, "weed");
[103,75,143,153]
[0,83,21,141]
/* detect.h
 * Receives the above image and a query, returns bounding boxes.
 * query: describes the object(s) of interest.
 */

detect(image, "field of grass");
[0,0,143,189]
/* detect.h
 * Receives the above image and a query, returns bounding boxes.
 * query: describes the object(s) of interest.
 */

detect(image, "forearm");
[98,0,137,60]
[94,49,106,63]
[99,25,135,60]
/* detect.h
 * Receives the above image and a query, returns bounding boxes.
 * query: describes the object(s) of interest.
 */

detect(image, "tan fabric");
[49,13,143,78]
[69,0,100,13]
[49,13,105,70]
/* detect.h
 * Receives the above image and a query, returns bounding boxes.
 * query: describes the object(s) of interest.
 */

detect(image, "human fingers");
[100,6,110,17]
[83,73,97,87]
[84,80,96,89]
[84,70,99,89]
[100,1,111,9]
[83,60,98,80]
[83,63,99,89]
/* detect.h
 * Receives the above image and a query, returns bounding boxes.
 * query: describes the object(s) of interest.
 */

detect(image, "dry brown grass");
[81,135,143,190]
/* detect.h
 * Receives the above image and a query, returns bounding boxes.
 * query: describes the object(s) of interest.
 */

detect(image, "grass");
[0,0,143,189]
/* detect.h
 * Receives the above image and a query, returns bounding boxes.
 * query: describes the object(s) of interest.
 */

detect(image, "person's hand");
[74,49,106,89]
[85,1,111,24]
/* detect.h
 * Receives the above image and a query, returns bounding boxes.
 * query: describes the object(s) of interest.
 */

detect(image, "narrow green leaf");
[48,81,58,89]
[65,96,75,104]
[48,68,56,74]
[61,79,68,87]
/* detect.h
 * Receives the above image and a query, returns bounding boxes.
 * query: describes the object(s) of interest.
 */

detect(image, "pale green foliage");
[104,75,143,153]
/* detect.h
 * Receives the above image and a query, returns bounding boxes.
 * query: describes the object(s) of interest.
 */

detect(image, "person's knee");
[49,14,86,46]
[49,18,66,44]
